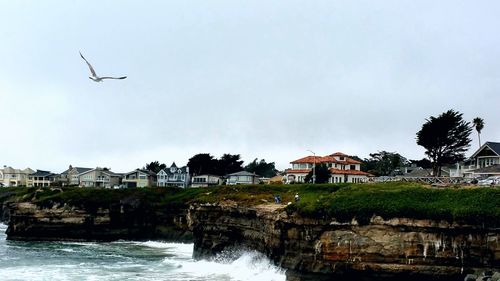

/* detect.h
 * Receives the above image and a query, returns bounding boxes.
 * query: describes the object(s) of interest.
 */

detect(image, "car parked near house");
[477,176,500,186]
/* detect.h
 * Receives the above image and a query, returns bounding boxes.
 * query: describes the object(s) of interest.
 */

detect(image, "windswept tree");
[409,158,432,169]
[187,153,218,176]
[362,151,408,176]
[216,154,244,176]
[245,158,278,178]
[304,163,331,184]
[416,110,472,176]
[472,117,485,148]
[187,153,244,176]
[145,161,166,173]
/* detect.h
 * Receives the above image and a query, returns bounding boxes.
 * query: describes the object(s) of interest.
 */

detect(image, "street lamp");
[307,149,316,184]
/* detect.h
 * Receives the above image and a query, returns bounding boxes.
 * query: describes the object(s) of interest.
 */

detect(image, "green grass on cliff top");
[1,182,499,226]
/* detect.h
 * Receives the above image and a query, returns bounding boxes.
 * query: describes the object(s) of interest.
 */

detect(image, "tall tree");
[244,158,278,178]
[472,117,485,148]
[187,153,217,175]
[145,161,166,173]
[416,110,472,176]
[362,151,408,176]
[304,163,331,184]
[216,154,244,176]
[410,158,432,169]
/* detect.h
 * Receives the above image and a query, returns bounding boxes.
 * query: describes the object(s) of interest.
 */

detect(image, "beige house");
[0,166,35,187]
[78,167,121,188]
[59,165,93,186]
[122,169,156,188]
[286,152,372,183]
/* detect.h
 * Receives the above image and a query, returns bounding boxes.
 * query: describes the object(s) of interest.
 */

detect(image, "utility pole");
[307,150,316,184]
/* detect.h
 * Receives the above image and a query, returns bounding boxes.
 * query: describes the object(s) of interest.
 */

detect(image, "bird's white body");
[80,52,127,82]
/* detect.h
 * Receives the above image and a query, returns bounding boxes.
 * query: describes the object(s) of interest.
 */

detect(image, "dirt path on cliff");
[254,203,286,214]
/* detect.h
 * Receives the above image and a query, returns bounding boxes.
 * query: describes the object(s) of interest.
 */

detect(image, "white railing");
[374,176,474,185]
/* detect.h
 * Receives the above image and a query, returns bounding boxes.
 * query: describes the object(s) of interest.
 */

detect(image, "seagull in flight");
[80,51,127,82]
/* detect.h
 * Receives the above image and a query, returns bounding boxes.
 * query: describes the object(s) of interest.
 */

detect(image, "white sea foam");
[133,241,193,252]
[60,248,75,252]
[0,229,285,281]
[169,250,286,281]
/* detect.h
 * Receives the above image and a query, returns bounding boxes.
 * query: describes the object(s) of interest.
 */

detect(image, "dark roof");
[486,142,500,155]
[60,167,92,175]
[402,168,449,177]
[137,169,156,176]
[159,165,189,175]
[227,171,259,177]
[31,170,56,177]
[471,141,500,158]
[192,174,221,178]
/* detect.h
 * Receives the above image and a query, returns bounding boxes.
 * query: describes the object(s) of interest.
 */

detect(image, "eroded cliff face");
[5,201,191,242]
[4,201,499,280]
[187,203,500,281]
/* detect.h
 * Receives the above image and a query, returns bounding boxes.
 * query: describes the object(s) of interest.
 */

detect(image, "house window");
[350,165,355,170]
[194,178,206,183]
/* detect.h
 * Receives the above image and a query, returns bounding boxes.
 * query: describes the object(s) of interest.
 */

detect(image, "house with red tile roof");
[285,152,373,184]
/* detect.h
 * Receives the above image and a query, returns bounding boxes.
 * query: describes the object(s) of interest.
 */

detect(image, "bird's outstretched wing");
[100,76,127,80]
[79,51,97,77]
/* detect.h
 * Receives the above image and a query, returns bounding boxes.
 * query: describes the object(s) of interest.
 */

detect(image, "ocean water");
[0,224,285,281]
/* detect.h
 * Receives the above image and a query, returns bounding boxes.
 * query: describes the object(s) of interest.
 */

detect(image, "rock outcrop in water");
[4,201,191,242]
[4,201,500,281]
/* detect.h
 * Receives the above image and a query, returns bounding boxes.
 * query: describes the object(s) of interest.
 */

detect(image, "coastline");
[1,183,499,280]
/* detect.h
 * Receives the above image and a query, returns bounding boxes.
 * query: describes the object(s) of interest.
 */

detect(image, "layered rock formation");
[4,201,499,280]
[5,201,191,242]
[188,203,500,281]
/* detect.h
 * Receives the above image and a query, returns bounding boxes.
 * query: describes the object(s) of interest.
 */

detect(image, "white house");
[285,152,372,184]
[157,163,190,188]
[463,141,500,178]
[191,174,222,188]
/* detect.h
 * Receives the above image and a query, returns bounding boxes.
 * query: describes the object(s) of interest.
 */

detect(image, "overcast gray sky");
[1,1,499,172]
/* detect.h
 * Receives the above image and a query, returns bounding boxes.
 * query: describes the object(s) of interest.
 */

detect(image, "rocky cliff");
[188,203,500,281]
[4,201,499,280]
[4,201,191,242]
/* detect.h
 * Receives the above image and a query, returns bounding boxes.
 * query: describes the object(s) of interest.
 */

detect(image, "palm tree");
[472,117,485,148]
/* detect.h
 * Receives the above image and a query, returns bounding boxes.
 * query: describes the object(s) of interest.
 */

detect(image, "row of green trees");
[145,109,485,180]
[144,154,278,177]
